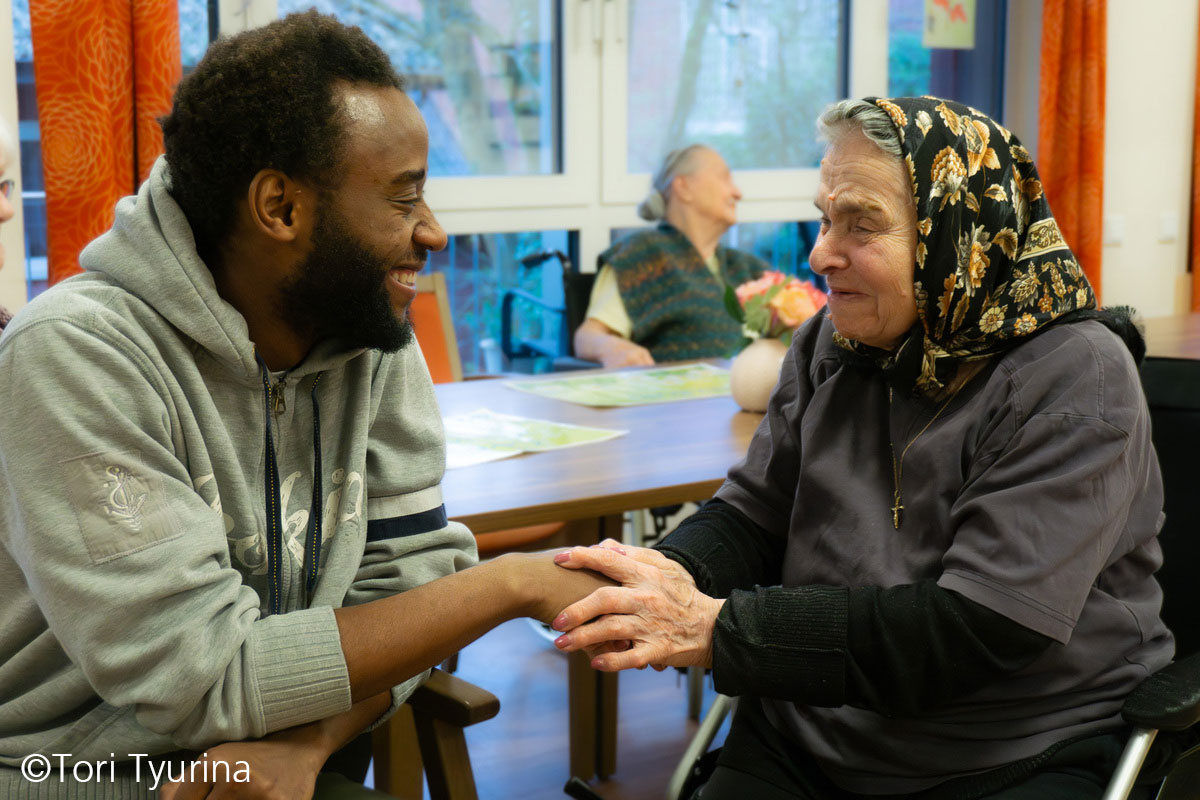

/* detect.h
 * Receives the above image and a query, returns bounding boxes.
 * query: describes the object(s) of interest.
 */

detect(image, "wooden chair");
[371,668,500,800]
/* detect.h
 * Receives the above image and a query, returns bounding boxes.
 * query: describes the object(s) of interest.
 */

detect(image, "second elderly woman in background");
[0,120,19,333]
[574,144,767,368]
[552,96,1172,799]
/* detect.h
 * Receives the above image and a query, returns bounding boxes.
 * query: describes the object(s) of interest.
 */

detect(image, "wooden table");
[1143,312,1200,359]
[436,368,762,780]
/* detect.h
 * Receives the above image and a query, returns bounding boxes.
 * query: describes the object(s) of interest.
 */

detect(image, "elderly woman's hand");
[550,541,724,671]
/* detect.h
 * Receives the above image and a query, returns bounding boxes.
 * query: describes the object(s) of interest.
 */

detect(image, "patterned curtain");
[1037,0,1106,299]
[30,0,181,285]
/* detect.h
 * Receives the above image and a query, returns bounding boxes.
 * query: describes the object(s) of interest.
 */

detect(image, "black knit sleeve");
[710,580,1052,714]
[653,498,785,597]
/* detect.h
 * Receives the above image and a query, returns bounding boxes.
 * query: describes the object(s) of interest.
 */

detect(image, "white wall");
[1100,1,1197,316]
[1003,0,1041,159]
[0,7,26,315]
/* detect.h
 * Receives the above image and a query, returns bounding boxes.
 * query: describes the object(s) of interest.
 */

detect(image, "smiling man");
[0,12,606,799]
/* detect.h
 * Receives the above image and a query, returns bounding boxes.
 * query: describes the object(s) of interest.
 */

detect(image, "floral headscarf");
[839,96,1097,396]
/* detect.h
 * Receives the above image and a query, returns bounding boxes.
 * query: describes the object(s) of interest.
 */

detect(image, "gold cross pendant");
[892,495,903,529]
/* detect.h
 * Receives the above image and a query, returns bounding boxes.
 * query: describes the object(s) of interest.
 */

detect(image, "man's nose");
[415,212,447,253]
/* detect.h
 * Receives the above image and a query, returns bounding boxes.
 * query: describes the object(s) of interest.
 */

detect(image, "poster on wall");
[923,0,976,50]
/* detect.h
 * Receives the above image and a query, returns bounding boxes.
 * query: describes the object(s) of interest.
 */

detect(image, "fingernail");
[552,613,568,630]
[554,551,570,563]
[554,634,570,649]
[611,545,626,554]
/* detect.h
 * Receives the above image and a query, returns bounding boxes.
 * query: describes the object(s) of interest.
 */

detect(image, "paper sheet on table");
[443,408,627,470]
[504,363,731,407]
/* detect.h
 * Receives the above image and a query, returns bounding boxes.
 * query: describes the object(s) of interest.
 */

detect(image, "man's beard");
[277,205,416,354]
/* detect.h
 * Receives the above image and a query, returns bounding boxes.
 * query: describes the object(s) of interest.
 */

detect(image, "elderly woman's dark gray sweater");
[658,312,1171,795]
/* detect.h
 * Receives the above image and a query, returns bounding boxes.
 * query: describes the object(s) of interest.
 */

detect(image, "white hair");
[637,143,711,221]
[817,99,903,158]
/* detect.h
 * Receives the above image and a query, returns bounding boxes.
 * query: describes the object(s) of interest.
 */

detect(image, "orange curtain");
[30,0,181,285]
[1038,0,1106,300]
[1191,8,1200,311]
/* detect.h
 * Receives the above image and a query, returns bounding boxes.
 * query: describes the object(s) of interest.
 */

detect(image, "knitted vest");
[603,224,765,361]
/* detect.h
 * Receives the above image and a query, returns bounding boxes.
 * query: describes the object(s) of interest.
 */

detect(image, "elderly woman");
[0,121,18,332]
[574,144,768,368]
[552,97,1171,799]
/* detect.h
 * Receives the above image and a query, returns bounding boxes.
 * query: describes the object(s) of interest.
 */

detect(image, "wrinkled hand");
[550,540,723,671]
[158,730,327,800]
[599,340,655,369]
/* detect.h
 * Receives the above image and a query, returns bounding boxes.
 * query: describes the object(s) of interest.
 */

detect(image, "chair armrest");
[1123,652,1200,732]
[408,668,500,728]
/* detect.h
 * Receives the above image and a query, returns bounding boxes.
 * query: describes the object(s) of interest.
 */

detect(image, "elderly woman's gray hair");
[817,99,902,158]
[637,143,711,221]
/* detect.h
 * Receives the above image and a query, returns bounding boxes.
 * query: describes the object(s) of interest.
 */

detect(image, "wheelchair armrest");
[408,668,501,728]
[500,289,566,360]
[1122,652,1200,732]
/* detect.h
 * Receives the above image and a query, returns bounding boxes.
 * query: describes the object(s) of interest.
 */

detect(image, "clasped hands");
[547,539,724,672]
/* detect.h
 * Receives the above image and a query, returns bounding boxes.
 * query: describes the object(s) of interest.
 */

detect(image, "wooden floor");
[437,618,727,800]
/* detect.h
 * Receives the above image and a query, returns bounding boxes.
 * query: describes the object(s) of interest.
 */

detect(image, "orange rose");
[769,283,819,328]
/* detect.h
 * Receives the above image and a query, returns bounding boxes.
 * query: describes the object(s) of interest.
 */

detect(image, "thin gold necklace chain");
[887,380,969,529]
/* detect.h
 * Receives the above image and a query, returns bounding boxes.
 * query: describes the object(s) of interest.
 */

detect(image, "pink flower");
[730,272,828,338]
[735,271,787,305]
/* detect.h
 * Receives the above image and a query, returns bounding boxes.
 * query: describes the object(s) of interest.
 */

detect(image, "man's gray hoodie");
[0,158,477,797]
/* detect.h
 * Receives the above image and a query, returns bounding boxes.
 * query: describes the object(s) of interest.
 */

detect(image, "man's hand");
[496,550,618,626]
[549,541,724,671]
[158,727,329,800]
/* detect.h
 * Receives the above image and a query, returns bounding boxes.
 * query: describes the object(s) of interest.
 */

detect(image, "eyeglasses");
[0,180,14,199]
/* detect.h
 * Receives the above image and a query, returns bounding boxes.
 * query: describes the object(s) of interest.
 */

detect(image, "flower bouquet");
[724,270,827,347]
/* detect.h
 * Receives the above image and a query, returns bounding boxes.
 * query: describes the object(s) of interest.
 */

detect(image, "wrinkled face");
[674,148,742,228]
[278,85,446,352]
[809,131,918,350]
[0,148,16,271]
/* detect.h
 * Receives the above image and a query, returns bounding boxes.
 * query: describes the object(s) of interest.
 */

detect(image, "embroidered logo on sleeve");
[62,451,180,563]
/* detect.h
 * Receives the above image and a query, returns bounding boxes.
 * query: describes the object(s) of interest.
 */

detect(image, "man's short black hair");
[161,11,403,265]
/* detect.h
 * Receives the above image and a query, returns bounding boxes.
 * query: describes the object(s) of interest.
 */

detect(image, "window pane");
[626,0,844,173]
[11,0,46,296]
[429,230,574,374]
[278,0,562,178]
[609,222,820,282]
[724,220,821,283]
[179,0,211,68]
[887,0,1007,120]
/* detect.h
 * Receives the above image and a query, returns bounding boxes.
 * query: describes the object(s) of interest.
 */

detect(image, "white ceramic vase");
[730,337,788,413]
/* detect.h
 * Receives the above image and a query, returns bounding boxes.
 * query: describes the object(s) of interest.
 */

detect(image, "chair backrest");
[412,272,463,384]
[1139,357,1200,658]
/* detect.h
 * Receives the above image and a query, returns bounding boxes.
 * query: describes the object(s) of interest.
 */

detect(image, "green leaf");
[723,284,745,323]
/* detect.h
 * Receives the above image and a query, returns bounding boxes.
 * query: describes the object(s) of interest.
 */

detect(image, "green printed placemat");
[505,363,731,407]
[444,408,626,470]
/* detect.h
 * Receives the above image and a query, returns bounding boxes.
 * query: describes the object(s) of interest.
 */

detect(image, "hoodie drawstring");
[257,356,325,615]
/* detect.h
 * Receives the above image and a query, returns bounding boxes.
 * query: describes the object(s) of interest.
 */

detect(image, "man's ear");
[246,168,314,243]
